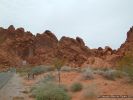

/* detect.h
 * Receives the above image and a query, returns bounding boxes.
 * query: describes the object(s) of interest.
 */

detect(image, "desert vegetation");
[30,68,71,100]
[70,82,83,92]
[31,82,71,100]
[81,67,94,80]
[53,58,65,85]
[20,65,133,100]
[1,54,133,100]
[1,64,133,100]
[117,51,133,83]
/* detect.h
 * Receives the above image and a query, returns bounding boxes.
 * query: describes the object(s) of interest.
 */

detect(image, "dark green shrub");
[70,82,83,92]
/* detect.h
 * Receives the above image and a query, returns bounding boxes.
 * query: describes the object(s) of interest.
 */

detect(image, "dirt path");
[0,73,29,100]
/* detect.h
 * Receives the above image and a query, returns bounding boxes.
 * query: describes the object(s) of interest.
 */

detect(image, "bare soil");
[22,71,133,100]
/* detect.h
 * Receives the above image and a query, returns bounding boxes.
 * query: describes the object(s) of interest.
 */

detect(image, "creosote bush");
[93,69,104,75]
[102,69,117,80]
[93,67,125,79]
[28,66,53,79]
[31,82,71,100]
[82,67,94,80]
[70,82,83,92]
[31,65,53,75]
[61,66,72,72]
[31,67,45,75]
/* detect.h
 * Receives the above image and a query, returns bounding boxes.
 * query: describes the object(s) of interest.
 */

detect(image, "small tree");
[53,58,65,85]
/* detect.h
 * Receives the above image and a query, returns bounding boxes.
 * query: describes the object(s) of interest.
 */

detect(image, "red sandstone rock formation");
[117,26,133,55]
[0,25,132,70]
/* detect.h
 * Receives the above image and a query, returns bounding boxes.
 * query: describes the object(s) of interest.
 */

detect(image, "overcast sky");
[0,0,133,49]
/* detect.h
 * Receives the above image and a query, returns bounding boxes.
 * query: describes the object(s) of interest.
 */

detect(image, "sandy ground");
[1,71,133,100]
[23,71,133,100]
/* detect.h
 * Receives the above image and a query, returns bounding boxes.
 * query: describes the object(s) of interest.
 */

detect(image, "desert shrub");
[17,65,53,78]
[17,66,31,73]
[82,67,94,80]
[93,69,104,75]
[102,69,118,80]
[27,66,52,79]
[83,84,98,100]
[101,67,110,71]
[94,68,125,79]
[41,73,55,83]
[120,67,133,83]
[71,67,81,72]
[61,66,72,72]
[31,82,71,100]
[31,66,50,75]
[36,76,68,92]
[117,53,133,83]
[70,82,83,92]
[59,84,68,92]
[39,65,55,71]
[114,70,126,78]
[16,66,32,77]
[31,67,44,75]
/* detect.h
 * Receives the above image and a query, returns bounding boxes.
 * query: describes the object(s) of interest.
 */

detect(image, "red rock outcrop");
[28,30,58,65]
[0,25,132,70]
[117,26,133,55]
[57,36,90,67]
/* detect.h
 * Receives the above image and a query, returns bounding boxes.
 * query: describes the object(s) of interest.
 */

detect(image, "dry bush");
[82,84,98,100]
[81,67,94,80]
[61,66,72,72]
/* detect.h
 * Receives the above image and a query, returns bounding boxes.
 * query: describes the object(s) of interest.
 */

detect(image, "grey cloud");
[0,0,133,49]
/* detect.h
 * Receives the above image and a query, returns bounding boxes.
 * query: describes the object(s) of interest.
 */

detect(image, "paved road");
[0,72,13,90]
[0,73,29,100]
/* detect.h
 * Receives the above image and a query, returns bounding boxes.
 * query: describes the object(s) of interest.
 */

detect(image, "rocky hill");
[117,26,133,55]
[0,25,132,70]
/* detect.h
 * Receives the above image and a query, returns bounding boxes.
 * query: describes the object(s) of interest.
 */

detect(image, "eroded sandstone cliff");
[0,25,132,70]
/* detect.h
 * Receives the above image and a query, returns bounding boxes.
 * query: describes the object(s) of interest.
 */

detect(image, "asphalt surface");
[0,73,28,100]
